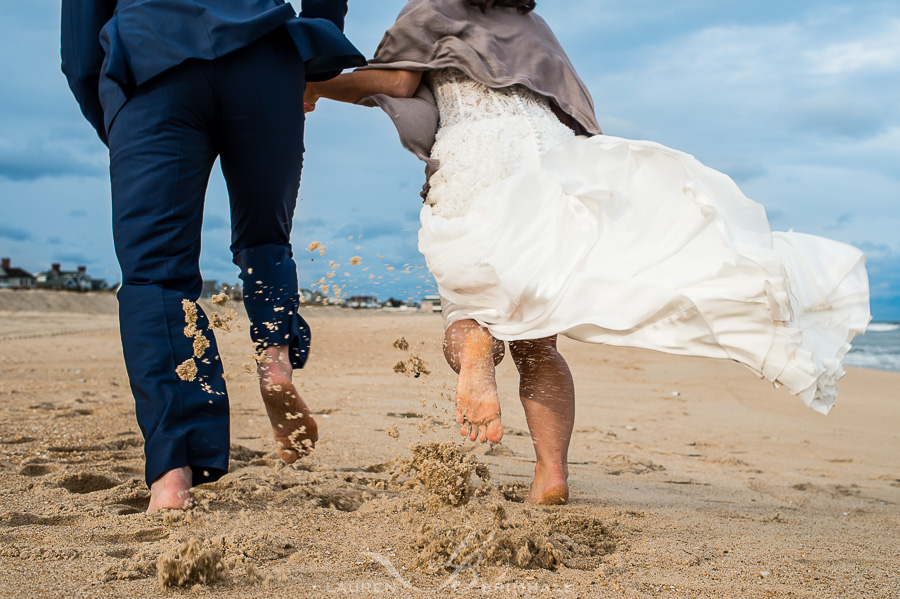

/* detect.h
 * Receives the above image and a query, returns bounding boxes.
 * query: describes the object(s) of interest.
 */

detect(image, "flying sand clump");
[307,241,327,256]
[156,537,225,588]
[399,442,490,506]
[392,336,431,378]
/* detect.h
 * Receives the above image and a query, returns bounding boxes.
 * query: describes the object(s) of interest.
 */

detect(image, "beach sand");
[0,289,897,598]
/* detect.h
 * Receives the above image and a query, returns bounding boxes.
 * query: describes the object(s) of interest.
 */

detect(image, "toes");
[277,445,300,464]
[282,451,299,464]
[486,419,504,444]
[477,426,488,443]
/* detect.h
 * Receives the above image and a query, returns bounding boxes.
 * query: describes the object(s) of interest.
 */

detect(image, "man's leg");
[217,31,317,461]
[508,337,575,505]
[109,60,229,510]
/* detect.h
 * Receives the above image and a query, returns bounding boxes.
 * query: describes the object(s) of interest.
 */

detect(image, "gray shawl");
[358,0,602,195]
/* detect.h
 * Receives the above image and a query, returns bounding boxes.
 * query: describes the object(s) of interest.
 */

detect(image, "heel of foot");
[537,488,569,505]
[526,482,569,505]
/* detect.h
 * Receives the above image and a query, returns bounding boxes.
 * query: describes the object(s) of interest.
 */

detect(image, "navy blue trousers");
[108,30,311,488]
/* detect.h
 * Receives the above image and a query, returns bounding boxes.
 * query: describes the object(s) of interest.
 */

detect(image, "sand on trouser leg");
[0,293,898,598]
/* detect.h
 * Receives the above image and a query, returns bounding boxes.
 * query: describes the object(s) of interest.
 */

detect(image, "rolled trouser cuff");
[234,243,311,369]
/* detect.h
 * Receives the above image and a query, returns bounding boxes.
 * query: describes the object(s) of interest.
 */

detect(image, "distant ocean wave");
[866,322,899,333]
[845,322,900,373]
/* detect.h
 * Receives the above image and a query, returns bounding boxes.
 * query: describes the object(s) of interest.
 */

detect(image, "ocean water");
[844,322,900,373]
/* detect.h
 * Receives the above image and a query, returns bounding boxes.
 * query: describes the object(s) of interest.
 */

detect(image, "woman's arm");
[305,69,423,111]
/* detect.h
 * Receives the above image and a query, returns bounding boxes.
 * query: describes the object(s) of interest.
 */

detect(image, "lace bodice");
[425,69,575,218]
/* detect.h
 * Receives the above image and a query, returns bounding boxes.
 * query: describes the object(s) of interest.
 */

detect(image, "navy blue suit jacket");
[61,0,364,144]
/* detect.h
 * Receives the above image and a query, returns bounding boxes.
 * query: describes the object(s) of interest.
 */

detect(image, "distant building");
[35,263,92,291]
[221,283,243,301]
[0,258,36,289]
[383,297,421,311]
[91,278,111,291]
[421,294,442,313]
[346,295,381,309]
[200,280,220,299]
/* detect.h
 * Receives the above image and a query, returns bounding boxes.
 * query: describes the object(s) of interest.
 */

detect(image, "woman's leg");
[443,319,505,443]
[509,336,575,505]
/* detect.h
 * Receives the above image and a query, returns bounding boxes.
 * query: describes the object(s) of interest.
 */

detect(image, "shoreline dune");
[0,291,897,598]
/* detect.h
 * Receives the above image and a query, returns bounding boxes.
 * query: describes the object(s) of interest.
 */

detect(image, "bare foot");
[147,466,193,513]
[455,328,503,444]
[259,347,318,464]
[262,382,318,463]
[525,462,569,505]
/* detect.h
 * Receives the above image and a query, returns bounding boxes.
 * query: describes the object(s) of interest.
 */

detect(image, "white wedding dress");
[419,69,870,414]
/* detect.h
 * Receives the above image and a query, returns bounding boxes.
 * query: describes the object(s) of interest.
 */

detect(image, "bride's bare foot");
[525,462,569,505]
[455,327,503,444]
[147,466,193,513]
[259,346,318,464]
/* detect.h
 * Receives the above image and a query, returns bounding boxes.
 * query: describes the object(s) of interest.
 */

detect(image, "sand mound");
[0,289,118,315]
[410,489,618,572]
[357,442,621,574]
[99,548,159,582]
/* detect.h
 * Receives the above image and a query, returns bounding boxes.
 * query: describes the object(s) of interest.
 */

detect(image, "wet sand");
[0,289,897,598]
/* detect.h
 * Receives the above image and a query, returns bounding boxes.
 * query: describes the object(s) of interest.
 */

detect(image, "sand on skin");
[0,289,898,598]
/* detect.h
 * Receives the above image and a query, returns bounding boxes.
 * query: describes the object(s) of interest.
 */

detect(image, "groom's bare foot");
[147,466,193,513]
[455,328,503,444]
[525,462,569,505]
[261,381,318,463]
[259,346,318,463]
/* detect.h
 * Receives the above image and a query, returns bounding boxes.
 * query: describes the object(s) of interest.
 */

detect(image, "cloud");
[864,255,900,320]
[806,21,900,76]
[849,242,900,319]
[297,217,327,229]
[0,139,104,181]
[788,94,889,140]
[587,14,900,152]
[204,214,227,230]
[51,251,95,266]
[826,212,855,231]
[0,224,31,241]
[335,220,412,241]
[765,208,786,225]
[712,162,768,184]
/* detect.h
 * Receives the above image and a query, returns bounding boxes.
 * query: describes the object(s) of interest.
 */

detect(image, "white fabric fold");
[419,135,871,413]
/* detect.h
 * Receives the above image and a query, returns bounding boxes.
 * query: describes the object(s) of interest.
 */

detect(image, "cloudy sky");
[1,1,898,319]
